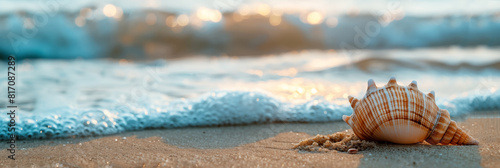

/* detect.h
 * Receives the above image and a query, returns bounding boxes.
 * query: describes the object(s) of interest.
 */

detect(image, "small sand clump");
[293,132,375,153]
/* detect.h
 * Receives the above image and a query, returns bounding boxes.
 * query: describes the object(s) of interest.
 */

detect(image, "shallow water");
[1,48,499,140]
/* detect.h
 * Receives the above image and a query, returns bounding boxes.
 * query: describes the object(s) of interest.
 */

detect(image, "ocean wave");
[1,8,500,59]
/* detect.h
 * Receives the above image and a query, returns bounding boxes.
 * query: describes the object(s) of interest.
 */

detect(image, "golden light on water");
[103,4,117,17]
[342,93,349,99]
[274,68,298,77]
[269,13,282,26]
[307,11,324,25]
[256,3,271,16]
[237,5,250,16]
[297,87,305,94]
[247,70,264,77]
[146,13,157,25]
[210,10,222,22]
[165,16,177,27]
[176,14,190,27]
[233,13,243,22]
[196,8,211,21]
[311,88,318,94]
[218,78,368,105]
[196,7,222,22]
[113,7,123,19]
[277,80,329,102]
[189,14,204,29]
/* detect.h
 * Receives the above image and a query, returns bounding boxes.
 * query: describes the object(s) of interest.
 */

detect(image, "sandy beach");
[1,113,498,168]
[2,0,500,168]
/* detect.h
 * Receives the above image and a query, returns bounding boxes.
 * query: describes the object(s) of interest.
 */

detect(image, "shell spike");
[428,91,435,99]
[342,115,350,122]
[408,80,418,89]
[348,95,359,109]
[387,76,397,86]
[342,115,352,126]
[348,95,354,102]
[366,79,377,94]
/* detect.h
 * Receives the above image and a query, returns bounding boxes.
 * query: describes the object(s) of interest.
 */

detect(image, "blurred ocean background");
[0,0,499,140]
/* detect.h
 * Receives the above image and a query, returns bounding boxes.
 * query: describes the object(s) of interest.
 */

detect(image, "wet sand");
[1,115,498,168]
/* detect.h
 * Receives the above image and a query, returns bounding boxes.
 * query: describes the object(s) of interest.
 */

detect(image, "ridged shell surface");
[342,77,478,145]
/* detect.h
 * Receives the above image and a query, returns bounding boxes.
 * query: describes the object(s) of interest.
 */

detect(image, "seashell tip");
[348,95,359,109]
[467,139,479,145]
[428,91,435,99]
[348,95,354,102]
[342,115,351,125]
[367,79,377,94]
[388,76,397,85]
[408,80,418,89]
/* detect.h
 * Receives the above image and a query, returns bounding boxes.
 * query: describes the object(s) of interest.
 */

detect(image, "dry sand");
[1,115,498,168]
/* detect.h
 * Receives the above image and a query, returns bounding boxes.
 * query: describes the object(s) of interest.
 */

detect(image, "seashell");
[342,77,478,145]
[348,148,358,154]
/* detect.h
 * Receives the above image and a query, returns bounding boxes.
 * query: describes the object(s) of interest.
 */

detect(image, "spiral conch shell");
[342,77,478,145]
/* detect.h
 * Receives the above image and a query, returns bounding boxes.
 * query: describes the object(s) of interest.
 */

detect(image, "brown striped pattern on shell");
[342,77,478,145]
